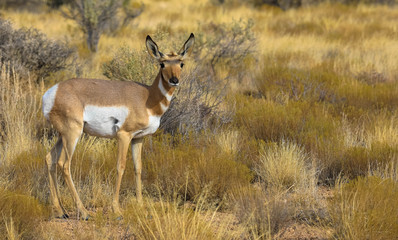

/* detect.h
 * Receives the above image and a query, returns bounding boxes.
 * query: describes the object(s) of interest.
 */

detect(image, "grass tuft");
[0,188,49,239]
[124,192,241,240]
[329,176,398,240]
[256,140,317,193]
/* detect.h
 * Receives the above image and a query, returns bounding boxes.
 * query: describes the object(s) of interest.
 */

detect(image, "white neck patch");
[158,78,173,102]
[160,102,169,113]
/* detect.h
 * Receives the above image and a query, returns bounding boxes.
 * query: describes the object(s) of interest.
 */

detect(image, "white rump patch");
[42,84,59,120]
[83,105,129,138]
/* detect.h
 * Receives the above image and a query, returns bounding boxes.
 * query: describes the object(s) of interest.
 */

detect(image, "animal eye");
[160,63,165,68]
[180,63,184,68]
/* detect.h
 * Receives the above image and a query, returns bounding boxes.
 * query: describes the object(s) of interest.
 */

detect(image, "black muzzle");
[169,77,179,85]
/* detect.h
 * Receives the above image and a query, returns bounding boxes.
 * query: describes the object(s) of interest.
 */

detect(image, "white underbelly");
[83,105,129,138]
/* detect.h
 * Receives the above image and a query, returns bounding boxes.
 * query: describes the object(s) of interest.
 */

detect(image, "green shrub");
[329,176,398,240]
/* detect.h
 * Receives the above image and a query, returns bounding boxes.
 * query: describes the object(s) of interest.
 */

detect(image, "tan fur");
[44,33,195,219]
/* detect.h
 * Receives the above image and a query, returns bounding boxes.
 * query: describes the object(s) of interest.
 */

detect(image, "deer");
[42,33,195,220]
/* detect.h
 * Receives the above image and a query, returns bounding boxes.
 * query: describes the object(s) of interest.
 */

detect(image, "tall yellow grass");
[0,1,397,239]
[0,64,41,162]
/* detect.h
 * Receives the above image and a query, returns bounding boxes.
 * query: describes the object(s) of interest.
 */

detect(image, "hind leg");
[46,138,68,218]
[57,125,89,220]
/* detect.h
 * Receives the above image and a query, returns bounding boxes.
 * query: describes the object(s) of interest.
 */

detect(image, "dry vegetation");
[1,0,398,239]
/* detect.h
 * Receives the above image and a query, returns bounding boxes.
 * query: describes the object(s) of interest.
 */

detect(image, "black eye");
[180,63,184,68]
[160,63,165,68]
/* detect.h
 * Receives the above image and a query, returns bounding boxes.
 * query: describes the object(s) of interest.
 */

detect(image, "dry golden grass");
[329,176,398,240]
[124,192,243,240]
[256,140,317,193]
[1,1,398,239]
[0,64,41,162]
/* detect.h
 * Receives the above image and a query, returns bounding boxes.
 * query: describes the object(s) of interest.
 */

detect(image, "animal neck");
[146,71,175,116]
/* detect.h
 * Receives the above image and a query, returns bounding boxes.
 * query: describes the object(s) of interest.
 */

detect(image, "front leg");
[112,131,132,216]
[131,138,144,203]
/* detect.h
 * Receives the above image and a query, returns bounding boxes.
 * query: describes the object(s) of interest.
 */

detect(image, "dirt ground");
[42,187,334,239]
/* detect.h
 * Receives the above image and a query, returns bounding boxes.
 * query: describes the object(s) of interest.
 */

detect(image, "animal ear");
[179,33,195,59]
[146,35,164,60]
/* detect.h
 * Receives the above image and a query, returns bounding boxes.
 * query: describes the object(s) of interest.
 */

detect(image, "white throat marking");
[158,78,173,102]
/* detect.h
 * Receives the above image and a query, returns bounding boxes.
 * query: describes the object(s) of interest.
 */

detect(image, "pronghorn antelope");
[42,33,195,219]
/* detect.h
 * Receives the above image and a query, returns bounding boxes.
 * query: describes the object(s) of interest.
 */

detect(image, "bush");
[329,176,398,239]
[0,19,76,82]
[102,46,156,84]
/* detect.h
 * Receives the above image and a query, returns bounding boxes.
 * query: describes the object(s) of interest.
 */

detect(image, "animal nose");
[169,77,179,85]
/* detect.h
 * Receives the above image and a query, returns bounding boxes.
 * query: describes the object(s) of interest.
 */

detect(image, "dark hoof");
[82,215,90,221]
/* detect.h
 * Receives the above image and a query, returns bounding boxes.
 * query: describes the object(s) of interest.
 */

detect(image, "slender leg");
[45,138,68,218]
[131,138,144,203]
[112,131,132,216]
[57,128,88,220]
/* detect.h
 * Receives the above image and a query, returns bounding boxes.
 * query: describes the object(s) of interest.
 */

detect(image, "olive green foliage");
[329,176,398,239]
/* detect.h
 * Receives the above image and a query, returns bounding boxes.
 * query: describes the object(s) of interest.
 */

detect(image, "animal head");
[146,33,195,87]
